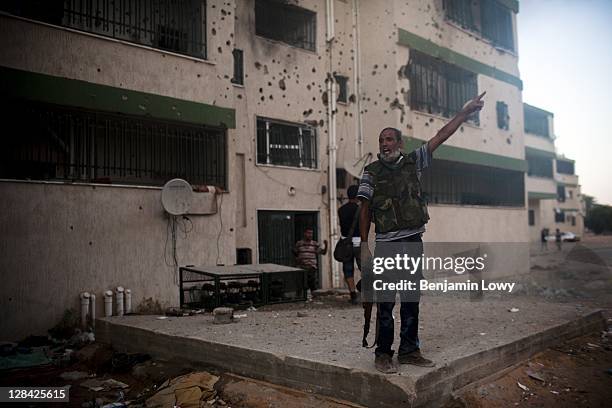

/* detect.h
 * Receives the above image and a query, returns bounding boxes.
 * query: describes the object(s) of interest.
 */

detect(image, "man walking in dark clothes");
[338,185,361,304]
[358,93,485,374]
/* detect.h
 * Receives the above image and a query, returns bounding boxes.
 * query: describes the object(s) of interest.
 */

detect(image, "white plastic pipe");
[90,293,96,328]
[80,292,90,328]
[104,290,113,317]
[125,289,132,314]
[115,286,125,317]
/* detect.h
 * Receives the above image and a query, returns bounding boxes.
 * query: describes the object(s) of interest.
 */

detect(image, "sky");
[517,0,612,205]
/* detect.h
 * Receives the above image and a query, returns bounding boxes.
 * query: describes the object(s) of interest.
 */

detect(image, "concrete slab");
[96,297,605,407]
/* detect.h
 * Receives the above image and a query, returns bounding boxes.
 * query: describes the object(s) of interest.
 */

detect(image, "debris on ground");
[0,346,51,370]
[517,381,529,392]
[213,307,234,324]
[146,372,219,408]
[509,307,520,313]
[59,370,90,381]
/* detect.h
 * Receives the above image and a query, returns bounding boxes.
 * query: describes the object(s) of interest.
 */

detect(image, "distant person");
[555,228,562,251]
[338,185,361,304]
[294,227,327,301]
[540,228,548,251]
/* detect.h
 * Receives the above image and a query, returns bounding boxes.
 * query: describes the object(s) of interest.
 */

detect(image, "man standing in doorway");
[294,227,328,301]
[357,93,485,374]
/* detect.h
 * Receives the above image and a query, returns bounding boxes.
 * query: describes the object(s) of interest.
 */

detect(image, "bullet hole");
[307,84,311,90]
[223,75,229,79]
[221,9,227,15]
[283,69,287,73]
[197,74,201,78]
[319,119,324,127]
[226,40,231,46]
[237,94,242,99]
[261,96,265,101]
[385,97,390,102]
[287,103,291,107]
[70,225,74,230]
[259,87,263,93]
[272,59,276,63]
[139,206,143,210]
[374,101,378,105]
[384,110,388,114]
[374,64,378,69]
[483,139,487,143]
[460,127,464,132]
[89,241,93,245]
[264,65,269,74]
[217,47,222,53]
[97,68,101,72]
[425,122,429,126]
[372,71,376,75]
[322,92,329,105]
[212,28,216,36]
[506,138,512,144]
[344,112,348,116]
[348,94,356,103]
[312,67,316,73]
[303,108,313,116]
[312,97,316,101]
[269,95,274,100]
[384,64,388,69]
[429,118,434,123]
[267,82,272,87]
[255,62,262,69]
[279,79,286,90]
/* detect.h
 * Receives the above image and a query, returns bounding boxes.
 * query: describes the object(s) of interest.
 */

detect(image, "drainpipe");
[352,0,364,157]
[326,0,340,288]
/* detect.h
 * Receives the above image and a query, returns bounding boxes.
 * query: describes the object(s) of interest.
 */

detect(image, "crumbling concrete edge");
[96,319,416,408]
[412,309,606,407]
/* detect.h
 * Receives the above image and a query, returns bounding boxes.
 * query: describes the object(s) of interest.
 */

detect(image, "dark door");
[258,210,319,268]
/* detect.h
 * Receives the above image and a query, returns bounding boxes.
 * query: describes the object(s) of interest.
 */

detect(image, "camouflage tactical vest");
[366,154,429,234]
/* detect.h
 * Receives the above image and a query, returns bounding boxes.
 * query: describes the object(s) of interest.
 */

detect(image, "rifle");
[357,279,377,348]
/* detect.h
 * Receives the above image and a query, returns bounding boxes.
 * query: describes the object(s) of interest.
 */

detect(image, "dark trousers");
[374,234,423,357]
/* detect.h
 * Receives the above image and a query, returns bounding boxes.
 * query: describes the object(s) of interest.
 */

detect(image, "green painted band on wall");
[397,29,523,90]
[525,146,556,159]
[403,136,527,172]
[0,66,236,129]
[497,0,519,14]
[556,157,575,163]
[528,192,557,200]
[524,103,553,117]
[558,181,579,187]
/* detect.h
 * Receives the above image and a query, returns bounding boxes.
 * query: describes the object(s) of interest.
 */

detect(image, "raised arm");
[428,92,486,154]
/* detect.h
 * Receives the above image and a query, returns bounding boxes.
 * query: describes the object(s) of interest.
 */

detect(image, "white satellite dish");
[161,178,193,215]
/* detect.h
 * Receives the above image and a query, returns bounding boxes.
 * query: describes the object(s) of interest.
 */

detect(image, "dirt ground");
[1,233,611,407]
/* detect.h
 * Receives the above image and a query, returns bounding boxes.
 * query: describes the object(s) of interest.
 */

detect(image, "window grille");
[556,160,575,175]
[443,0,515,51]
[421,159,524,207]
[524,105,550,137]
[408,50,480,125]
[256,117,317,169]
[557,185,566,203]
[526,155,553,178]
[1,99,227,188]
[1,0,207,59]
[255,0,316,51]
[555,210,565,223]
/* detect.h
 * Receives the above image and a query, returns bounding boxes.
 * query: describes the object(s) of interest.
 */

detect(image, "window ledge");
[1,12,216,65]
[413,110,481,130]
[444,19,517,57]
[428,202,525,210]
[256,163,321,172]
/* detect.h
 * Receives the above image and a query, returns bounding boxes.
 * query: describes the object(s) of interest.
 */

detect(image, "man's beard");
[380,148,401,162]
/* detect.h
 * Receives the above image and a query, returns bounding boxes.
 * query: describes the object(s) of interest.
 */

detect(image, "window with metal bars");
[407,50,480,125]
[421,159,524,207]
[255,0,316,52]
[231,49,244,85]
[557,185,566,202]
[443,0,515,51]
[556,159,575,175]
[1,0,207,59]
[526,154,553,178]
[256,117,317,169]
[555,210,565,223]
[524,105,550,137]
[1,99,227,188]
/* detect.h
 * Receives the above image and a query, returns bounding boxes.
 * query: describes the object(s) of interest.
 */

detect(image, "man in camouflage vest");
[357,93,485,374]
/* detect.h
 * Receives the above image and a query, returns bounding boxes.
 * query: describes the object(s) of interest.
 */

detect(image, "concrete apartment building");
[1,0,528,338]
[524,104,584,242]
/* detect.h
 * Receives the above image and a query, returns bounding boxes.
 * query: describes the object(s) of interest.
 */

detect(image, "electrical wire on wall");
[164,214,193,285]
[215,193,224,265]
